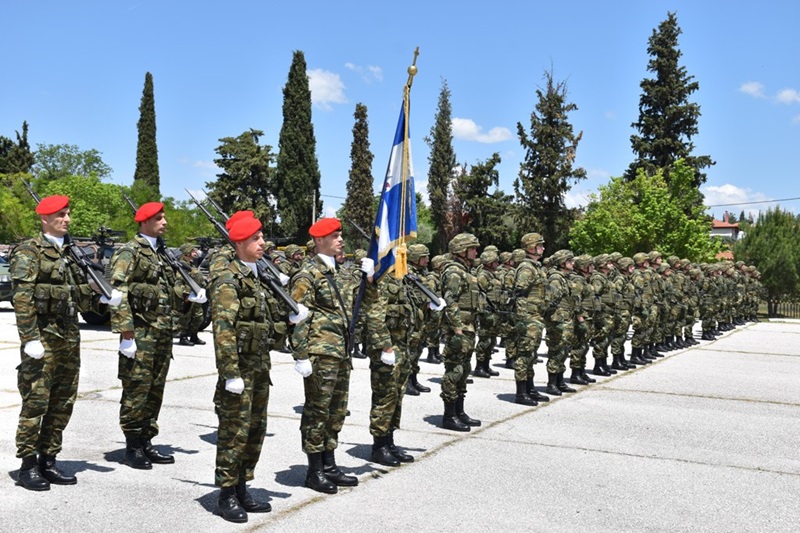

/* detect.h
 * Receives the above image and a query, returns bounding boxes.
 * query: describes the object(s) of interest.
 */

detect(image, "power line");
[705,196,800,208]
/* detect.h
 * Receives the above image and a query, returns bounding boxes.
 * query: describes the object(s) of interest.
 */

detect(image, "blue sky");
[3,0,799,222]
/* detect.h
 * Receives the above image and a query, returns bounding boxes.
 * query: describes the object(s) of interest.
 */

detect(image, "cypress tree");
[274,50,322,240]
[425,79,456,254]
[342,103,375,251]
[133,72,160,195]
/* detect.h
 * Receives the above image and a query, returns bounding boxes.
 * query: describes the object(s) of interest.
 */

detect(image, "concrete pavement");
[2,301,798,532]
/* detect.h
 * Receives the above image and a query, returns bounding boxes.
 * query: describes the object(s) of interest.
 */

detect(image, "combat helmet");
[480,249,499,265]
[511,248,526,263]
[353,248,367,262]
[633,252,649,266]
[573,254,593,271]
[617,256,634,270]
[408,243,430,263]
[593,253,610,268]
[499,251,512,263]
[284,244,302,257]
[448,233,480,254]
[550,249,574,267]
[608,251,622,263]
[430,255,447,271]
[520,232,544,249]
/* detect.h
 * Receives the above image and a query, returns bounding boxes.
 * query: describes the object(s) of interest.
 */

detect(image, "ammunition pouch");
[34,283,77,317]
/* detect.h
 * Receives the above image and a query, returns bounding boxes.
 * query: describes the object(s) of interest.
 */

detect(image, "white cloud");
[193,160,218,170]
[307,69,347,111]
[564,188,592,209]
[701,184,772,212]
[451,118,513,143]
[739,81,765,98]
[586,168,611,180]
[344,62,383,83]
[776,88,800,104]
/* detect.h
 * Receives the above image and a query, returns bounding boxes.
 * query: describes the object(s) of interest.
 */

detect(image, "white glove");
[294,359,313,377]
[289,303,309,325]
[119,338,137,359]
[380,349,396,366]
[24,340,45,359]
[100,289,123,307]
[225,377,245,394]
[429,297,446,311]
[188,289,207,304]
[278,272,290,286]
[360,257,375,277]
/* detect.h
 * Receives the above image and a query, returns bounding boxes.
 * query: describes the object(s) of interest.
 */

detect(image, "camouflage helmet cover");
[573,254,593,271]
[430,255,447,270]
[551,249,574,267]
[179,242,196,256]
[608,251,622,262]
[284,244,302,257]
[520,232,545,249]
[633,252,649,265]
[593,253,610,268]
[480,249,499,264]
[617,256,634,269]
[353,248,368,261]
[448,232,480,254]
[499,251,512,263]
[407,243,430,263]
[511,248,527,263]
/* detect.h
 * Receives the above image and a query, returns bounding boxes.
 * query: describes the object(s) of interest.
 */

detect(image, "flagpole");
[395,47,418,279]
[347,47,419,355]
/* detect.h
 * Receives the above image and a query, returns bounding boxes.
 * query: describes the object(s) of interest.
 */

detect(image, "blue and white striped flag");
[368,99,418,281]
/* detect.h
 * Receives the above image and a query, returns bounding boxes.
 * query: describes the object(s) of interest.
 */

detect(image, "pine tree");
[274,50,322,240]
[342,103,375,251]
[425,79,456,254]
[133,72,160,195]
[514,69,586,253]
[0,121,35,175]
[626,11,714,190]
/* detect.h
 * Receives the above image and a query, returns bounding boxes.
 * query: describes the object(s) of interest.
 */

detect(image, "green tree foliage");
[514,69,586,253]
[40,175,129,238]
[274,50,322,241]
[0,121,35,176]
[734,207,800,313]
[453,153,516,251]
[424,79,456,254]
[0,173,39,242]
[158,198,214,248]
[570,160,721,260]
[341,103,375,251]
[206,129,277,229]
[626,11,714,191]
[33,143,113,181]
[414,192,434,248]
[133,72,161,194]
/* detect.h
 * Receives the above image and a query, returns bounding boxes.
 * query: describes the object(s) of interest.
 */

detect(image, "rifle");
[22,181,115,300]
[122,192,205,297]
[200,190,293,286]
[344,215,441,305]
[186,189,300,314]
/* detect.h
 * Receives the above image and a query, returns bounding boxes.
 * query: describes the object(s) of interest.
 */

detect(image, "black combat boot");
[579,367,597,383]
[410,373,431,393]
[526,377,549,402]
[123,438,152,470]
[594,358,612,376]
[178,335,194,346]
[610,354,627,371]
[685,334,698,346]
[484,359,499,376]
[442,401,471,432]
[455,397,481,427]
[352,343,367,359]
[370,436,401,467]
[143,439,175,464]
[235,480,271,512]
[545,372,562,396]
[650,343,665,358]
[38,454,77,485]
[387,431,414,463]
[515,381,538,406]
[17,455,50,491]
[322,449,359,485]
[629,347,648,365]
[557,372,576,393]
[426,346,441,364]
[569,368,588,385]
[404,379,420,396]
[189,333,206,345]
[505,358,515,369]
[218,486,248,523]
[305,452,337,494]
[473,361,491,378]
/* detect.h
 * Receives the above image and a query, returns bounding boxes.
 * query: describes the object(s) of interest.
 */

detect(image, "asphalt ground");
[1,301,799,532]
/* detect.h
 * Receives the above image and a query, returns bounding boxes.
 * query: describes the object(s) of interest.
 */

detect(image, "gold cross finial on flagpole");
[406,47,419,88]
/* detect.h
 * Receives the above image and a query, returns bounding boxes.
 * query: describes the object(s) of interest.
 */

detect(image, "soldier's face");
[42,207,71,237]
[291,252,303,262]
[315,231,343,257]
[140,211,167,237]
[419,256,429,267]
[466,247,478,260]
[236,231,264,262]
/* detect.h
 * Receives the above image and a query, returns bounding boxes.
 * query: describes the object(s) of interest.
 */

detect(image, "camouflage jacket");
[544,269,574,320]
[109,234,185,333]
[590,270,614,314]
[440,258,481,333]
[207,244,236,283]
[211,259,289,379]
[10,233,97,343]
[512,258,546,320]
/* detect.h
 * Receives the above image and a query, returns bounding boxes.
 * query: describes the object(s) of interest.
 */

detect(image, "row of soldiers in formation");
[9,195,762,525]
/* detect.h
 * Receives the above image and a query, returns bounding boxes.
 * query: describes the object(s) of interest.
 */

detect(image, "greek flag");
[368,99,418,281]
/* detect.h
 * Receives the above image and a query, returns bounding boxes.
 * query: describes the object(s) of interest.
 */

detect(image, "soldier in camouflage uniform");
[630,253,657,362]
[474,248,504,379]
[109,202,205,470]
[175,242,207,346]
[611,256,646,367]
[423,254,446,364]
[439,233,483,432]
[568,255,597,385]
[11,195,122,491]
[291,218,376,494]
[406,244,436,393]
[278,244,305,279]
[503,248,528,369]
[589,254,619,376]
[210,216,300,522]
[543,250,578,396]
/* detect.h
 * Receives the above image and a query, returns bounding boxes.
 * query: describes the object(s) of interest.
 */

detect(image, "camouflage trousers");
[569,317,592,370]
[215,369,270,488]
[670,303,687,337]
[16,320,81,458]
[175,301,205,335]
[475,313,501,364]
[301,353,351,454]
[118,324,173,440]
[545,311,575,374]
[610,310,631,357]
[683,305,697,338]
[512,317,543,382]
[407,324,423,375]
[591,311,615,358]
[440,330,476,403]
[368,341,410,437]
[631,306,650,349]
[423,311,442,350]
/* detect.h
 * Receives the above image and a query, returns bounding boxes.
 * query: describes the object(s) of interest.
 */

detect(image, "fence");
[760,300,800,319]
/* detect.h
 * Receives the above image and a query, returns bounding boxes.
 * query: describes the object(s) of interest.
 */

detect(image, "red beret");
[36,195,70,215]
[229,217,262,242]
[225,210,255,231]
[134,202,164,222]
[309,218,341,238]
